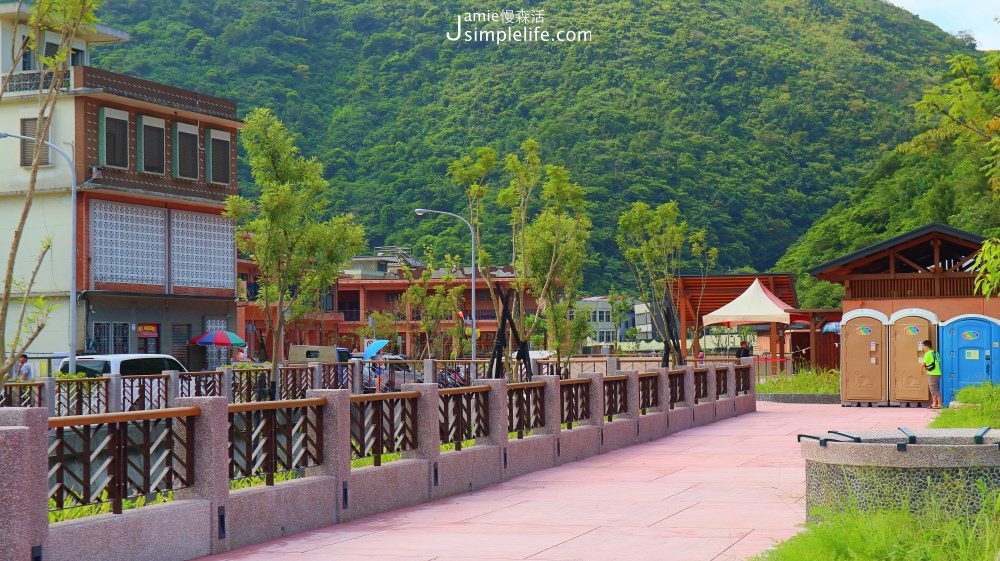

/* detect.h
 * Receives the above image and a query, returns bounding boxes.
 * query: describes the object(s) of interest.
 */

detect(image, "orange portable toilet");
[888,309,937,404]
[841,309,888,403]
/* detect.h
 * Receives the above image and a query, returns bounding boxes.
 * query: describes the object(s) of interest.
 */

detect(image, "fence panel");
[178,371,223,398]
[0,381,43,408]
[438,386,491,451]
[349,392,419,466]
[668,369,686,408]
[507,381,545,438]
[735,364,752,395]
[639,372,659,413]
[321,362,352,390]
[559,378,591,429]
[231,368,270,403]
[48,407,198,516]
[715,368,728,399]
[54,378,109,416]
[603,375,628,421]
[121,374,169,411]
[693,368,709,402]
[278,366,314,400]
[228,398,325,486]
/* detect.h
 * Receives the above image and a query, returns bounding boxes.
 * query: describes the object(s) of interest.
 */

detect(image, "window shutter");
[98,107,106,166]
[172,123,179,178]
[137,116,145,172]
[204,128,213,183]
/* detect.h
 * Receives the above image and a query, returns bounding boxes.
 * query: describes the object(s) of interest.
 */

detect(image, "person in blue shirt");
[13,354,33,381]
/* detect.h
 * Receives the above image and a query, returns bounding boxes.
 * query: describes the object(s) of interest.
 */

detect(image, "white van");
[59,354,188,377]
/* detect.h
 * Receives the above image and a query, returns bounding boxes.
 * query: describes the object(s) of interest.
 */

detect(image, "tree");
[973,238,1000,299]
[225,108,365,392]
[616,201,715,367]
[401,251,464,359]
[902,52,1000,196]
[448,140,590,375]
[1,0,103,375]
[608,287,633,352]
[500,141,590,368]
[353,309,398,351]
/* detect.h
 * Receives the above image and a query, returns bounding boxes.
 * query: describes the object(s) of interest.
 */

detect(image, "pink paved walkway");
[199,402,936,561]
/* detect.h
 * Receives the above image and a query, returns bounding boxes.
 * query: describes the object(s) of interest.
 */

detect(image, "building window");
[568,308,575,320]
[19,118,49,166]
[91,200,167,285]
[173,122,199,180]
[138,116,165,174]
[386,292,403,304]
[99,108,129,169]
[206,129,230,185]
[70,48,85,66]
[93,321,130,354]
[21,36,33,70]
[170,210,235,289]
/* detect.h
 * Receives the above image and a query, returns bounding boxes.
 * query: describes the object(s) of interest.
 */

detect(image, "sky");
[888,0,1000,50]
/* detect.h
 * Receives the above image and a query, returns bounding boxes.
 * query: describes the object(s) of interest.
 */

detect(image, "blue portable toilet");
[940,315,1000,406]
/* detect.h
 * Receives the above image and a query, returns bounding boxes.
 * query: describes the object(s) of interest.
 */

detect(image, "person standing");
[735,341,752,359]
[922,339,943,409]
[13,354,33,381]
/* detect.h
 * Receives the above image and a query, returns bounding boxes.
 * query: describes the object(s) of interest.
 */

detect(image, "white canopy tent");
[702,278,795,326]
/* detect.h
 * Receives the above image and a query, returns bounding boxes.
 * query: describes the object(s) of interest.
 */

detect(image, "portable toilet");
[841,309,888,403]
[940,315,1000,406]
[888,309,938,404]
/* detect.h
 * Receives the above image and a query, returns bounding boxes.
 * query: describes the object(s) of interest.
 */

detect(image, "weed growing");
[930,382,1000,428]
[756,368,839,394]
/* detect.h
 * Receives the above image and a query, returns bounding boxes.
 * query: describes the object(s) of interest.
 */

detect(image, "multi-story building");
[0,10,241,370]
[238,247,534,360]
[574,295,635,349]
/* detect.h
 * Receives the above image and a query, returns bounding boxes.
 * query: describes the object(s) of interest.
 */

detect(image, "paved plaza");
[198,402,936,561]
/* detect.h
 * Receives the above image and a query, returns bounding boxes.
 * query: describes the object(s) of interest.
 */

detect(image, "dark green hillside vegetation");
[93,0,972,291]
[779,52,1000,308]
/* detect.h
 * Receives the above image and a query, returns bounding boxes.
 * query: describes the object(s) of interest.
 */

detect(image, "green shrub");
[756,368,840,394]
[753,480,1000,561]
[930,382,1000,428]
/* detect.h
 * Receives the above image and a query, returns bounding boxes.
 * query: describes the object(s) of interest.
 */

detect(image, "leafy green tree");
[616,201,689,367]
[401,251,464,359]
[903,53,1000,196]
[500,140,591,371]
[608,287,633,351]
[974,238,1000,299]
[1,0,103,374]
[225,108,365,390]
[353,309,398,351]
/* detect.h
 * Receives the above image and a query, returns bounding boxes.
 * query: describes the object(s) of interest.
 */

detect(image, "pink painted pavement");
[197,402,937,561]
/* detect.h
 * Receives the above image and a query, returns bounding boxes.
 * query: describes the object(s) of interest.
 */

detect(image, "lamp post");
[414,208,477,362]
[0,131,78,376]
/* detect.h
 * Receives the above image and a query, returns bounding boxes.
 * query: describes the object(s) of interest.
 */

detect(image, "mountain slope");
[91,0,975,291]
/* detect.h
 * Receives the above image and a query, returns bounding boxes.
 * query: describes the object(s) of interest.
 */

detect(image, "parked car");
[59,354,188,377]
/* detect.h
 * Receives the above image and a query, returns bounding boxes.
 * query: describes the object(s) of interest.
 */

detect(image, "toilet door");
[842,316,887,402]
[890,317,932,402]
[944,318,994,406]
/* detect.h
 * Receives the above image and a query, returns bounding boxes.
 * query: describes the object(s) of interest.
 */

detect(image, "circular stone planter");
[801,429,1000,518]
[757,393,841,404]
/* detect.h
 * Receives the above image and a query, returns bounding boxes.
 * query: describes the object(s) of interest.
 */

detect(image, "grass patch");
[752,482,1000,561]
[930,382,1000,429]
[49,491,173,523]
[230,469,303,489]
[756,368,839,394]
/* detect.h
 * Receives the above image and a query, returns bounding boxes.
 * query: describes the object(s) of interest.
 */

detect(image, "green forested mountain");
[778,52,1000,308]
[92,0,974,292]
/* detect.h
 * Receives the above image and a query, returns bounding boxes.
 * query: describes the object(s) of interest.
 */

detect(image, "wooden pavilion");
[670,273,798,360]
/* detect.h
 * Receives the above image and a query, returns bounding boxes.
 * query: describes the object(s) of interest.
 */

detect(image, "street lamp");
[414,208,477,362]
[0,131,78,376]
